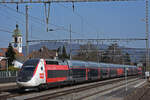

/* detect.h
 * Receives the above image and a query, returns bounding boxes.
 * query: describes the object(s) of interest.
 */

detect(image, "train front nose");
[17,59,40,88]
[17,67,35,87]
[17,79,36,87]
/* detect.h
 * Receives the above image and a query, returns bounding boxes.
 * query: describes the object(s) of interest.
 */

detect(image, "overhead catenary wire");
[0,4,88,37]
[58,3,99,34]
[0,0,143,4]
[0,29,13,33]
[0,3,145,40]
[0,4,58,39]
[0,1,147,49]
[0,4,25,34]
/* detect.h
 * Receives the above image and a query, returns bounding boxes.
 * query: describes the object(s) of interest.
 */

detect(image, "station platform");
[0,82,17,92]
[0,82,16,88]
[0,77,17,83]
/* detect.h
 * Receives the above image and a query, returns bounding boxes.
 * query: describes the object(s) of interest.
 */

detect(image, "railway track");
[0,84,35,100]
[0,83,19,100]
[6,76,140,100]
[0,88,28,100]
[76,78,141,100]
[0,84,17,93]
[30,76,139,100]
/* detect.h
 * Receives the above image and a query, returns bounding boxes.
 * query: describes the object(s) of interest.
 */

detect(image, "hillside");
[22,42,148,63]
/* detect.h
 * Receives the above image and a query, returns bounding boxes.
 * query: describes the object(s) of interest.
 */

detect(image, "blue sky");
[0,1,148,48]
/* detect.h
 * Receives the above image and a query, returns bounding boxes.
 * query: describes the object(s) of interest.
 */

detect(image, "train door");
[87,68,91,80]
[101,68,108,79]
[107,68,110,78]
[98,68,101,80]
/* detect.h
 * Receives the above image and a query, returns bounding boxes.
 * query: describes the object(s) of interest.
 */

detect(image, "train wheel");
[44,84,49,90]
[69,80,74,86]
[38,84,48,91]
[35,87,41,92]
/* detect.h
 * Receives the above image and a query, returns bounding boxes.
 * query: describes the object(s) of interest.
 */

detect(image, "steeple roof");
[12,24,22,37]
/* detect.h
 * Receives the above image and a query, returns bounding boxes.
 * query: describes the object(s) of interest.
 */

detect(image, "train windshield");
[21,66,35,71]
[23,59,40,67]
[17,59,39,82]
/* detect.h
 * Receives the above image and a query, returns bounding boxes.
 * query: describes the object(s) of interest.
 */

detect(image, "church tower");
[12,24,22,53]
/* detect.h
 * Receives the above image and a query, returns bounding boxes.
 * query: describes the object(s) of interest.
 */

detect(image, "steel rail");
[76,77,142,100]
[24,76,138,100]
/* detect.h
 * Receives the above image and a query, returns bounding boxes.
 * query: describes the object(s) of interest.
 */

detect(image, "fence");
[0,71,18,83]
[0,71,18,78]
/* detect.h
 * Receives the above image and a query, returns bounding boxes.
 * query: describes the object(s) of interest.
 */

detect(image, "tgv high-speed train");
[16,58,142,90]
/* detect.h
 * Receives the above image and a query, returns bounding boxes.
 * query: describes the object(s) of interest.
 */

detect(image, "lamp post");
[125,67,128,92]
[145,0,149,77]
[69,24,72,60]
[26,5,29,58]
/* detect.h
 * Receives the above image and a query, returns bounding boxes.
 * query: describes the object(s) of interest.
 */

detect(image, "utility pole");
[97,32,99,63]
[145,0,149,72]
[125,67,128,92]
[26,5,29,58]
[70,24,72,60]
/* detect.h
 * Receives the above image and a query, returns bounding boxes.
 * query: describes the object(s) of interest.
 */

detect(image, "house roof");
[0,48,24,57]
[28,46,56,59]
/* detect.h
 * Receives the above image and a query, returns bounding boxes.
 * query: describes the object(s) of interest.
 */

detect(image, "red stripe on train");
[46,77,67,83]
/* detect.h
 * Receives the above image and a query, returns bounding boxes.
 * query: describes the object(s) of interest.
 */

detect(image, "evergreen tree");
[57,46,62,59]
[62,46,69,59]
[5,43,16,66]
[57,46,69,60]
[123,53,131,65]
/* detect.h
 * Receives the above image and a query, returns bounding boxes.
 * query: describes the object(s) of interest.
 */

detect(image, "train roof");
[67,60,137,68]
[26,59,137,68]
[67,60,86,67]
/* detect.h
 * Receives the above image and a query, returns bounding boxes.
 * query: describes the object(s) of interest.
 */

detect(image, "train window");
[46,61,59,65]
[23,59,39,67]
[59,61,67,65]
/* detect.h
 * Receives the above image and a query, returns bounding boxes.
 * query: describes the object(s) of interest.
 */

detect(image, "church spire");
[12,24,22,53]
[13,24,22,37]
